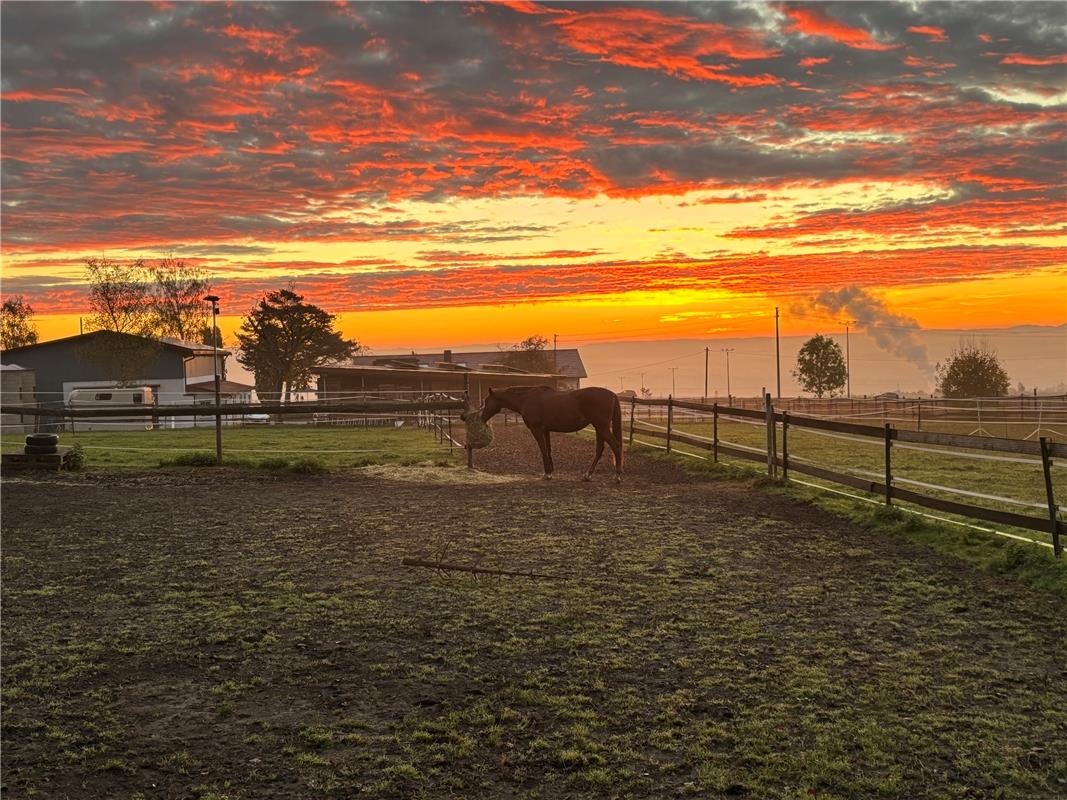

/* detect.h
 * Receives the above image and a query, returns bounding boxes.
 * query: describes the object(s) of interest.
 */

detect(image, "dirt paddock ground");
[3,427,1066,799]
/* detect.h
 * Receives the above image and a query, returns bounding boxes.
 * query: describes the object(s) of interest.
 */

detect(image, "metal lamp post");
[203,295,222,465]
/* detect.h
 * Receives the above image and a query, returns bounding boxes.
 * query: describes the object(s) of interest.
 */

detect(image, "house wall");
[0,340,187,405]
[1,368,37,433]
[184,354,217,383]
[0,337,230,405]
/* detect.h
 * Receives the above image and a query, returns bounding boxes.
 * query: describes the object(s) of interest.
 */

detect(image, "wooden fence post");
[884,423,893,506]
[764,392,776,478]
[628,396,636,445]
[1039,437,1062,557]
[781,411,789,480]
[712,403,719,463]
[447,416,454,456]
[666,395,673,453]
[916,401,922,432]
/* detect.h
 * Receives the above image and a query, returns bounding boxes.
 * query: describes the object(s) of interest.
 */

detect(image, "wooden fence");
[628,395,1065,557]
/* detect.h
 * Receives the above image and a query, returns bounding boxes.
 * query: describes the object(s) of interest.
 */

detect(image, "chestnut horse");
[480,386,623,482]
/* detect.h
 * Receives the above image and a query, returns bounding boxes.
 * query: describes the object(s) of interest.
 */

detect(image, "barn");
[313,348,586,400]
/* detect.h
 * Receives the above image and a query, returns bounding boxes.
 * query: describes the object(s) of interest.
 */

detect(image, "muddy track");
[3,431,1066,799]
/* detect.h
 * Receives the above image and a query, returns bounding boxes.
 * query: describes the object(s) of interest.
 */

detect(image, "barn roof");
[349,348,587,378]
[1,330,229,357]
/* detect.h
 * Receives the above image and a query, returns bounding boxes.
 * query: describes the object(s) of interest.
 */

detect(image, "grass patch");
[2,425,457,471]
[630,437,1067,597]
[4,453,1065,798]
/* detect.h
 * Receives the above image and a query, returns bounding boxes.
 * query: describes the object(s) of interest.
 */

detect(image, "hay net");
[462,412,494,449]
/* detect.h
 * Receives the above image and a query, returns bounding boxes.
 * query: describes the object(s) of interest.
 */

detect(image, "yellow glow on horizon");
[32,267,1062,351]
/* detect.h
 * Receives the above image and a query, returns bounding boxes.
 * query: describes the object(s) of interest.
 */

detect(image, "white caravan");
[67,386,155,431]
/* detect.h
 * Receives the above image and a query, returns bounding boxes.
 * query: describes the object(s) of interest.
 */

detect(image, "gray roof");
[1,331,229,356]
[351,348,587,378]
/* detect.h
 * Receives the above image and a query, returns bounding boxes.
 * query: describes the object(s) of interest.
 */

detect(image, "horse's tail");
[612,396,624,468]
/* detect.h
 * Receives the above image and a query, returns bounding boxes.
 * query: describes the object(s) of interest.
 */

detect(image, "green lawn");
[628,413,1063,551]
[2,424,458,470]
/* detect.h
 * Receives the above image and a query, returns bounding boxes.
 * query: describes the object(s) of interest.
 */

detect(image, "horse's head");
[480,387,504,422]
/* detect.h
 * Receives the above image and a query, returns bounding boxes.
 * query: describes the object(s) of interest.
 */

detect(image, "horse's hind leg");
[583,431,606,481]
[605,432,623,483]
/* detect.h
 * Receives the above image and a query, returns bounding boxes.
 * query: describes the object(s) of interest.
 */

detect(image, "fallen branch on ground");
[401,557,560,580]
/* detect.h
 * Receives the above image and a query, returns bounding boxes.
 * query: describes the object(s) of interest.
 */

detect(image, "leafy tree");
[236,288,357,400]
[501,334,555,374]
[935,341,1010,398]
[793,334,847,398]
[0,296,39,349]
[149,257,211,341]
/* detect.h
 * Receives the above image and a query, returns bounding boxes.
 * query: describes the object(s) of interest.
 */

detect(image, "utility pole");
[775,307,781,399]
[704,346,709,403]
[721,348,735,402]
[619,376,626,392]
[843,319,856,398]
[669,367,678,397]
[640,373,646,395]
[553,333,558,372]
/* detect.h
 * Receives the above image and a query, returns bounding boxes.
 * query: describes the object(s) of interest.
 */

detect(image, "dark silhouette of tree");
[236,288,357,400]
[150,257,211,341]
[82,257,160,383]
[936,341,1010,398]
[84,256,154,335]
[793,334,847,398]
[501,334,555,374]
[1,296,39,349]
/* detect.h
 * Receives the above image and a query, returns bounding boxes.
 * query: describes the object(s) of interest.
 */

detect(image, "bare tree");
[149,257,211,341]
[84,256,154,336]
[82,257,159,383]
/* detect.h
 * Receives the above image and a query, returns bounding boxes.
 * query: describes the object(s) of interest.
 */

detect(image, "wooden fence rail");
[627,395,1064,556]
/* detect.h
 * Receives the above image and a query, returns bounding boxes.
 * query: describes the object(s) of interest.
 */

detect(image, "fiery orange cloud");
[1,1,1063,345]
[907,25,947,43]
[781,5,897,51]
[1000,53,1067,66]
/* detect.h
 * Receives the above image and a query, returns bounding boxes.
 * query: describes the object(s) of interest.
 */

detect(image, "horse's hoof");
[542,473,553,481]
[581,474,592,482]
[615,475,622,484]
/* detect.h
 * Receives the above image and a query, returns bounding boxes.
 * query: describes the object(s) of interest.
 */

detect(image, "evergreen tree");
[236,288,357,399]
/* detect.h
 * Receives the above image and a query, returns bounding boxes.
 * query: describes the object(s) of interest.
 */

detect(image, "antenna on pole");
[721,348,735,403]
[704,346,709,404]
[775,307,781,399]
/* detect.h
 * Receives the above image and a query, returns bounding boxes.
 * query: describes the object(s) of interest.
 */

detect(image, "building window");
[132,392,143,404]
[95,392,113,401]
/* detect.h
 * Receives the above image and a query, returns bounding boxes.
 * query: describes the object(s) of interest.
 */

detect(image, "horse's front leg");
[533,428,553,479]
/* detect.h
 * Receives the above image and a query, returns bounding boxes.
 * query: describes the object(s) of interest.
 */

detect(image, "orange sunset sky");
[1,1,1065,357]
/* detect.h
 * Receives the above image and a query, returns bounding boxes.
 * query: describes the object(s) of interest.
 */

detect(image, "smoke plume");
[809,286,932,375]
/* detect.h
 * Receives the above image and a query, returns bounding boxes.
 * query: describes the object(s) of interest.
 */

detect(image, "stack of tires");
[24,433,59,455]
